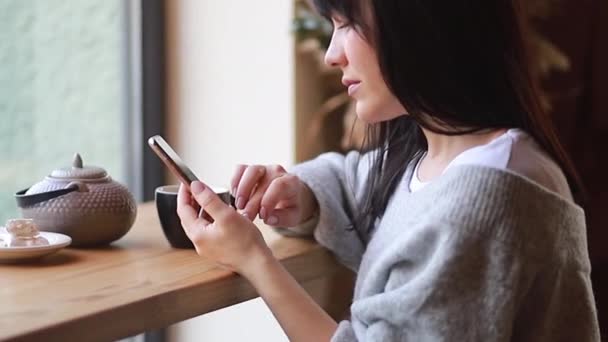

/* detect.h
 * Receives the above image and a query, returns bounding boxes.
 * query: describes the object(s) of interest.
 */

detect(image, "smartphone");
[148,135,200,189]
[147,135,235,212]
[148,135,236,215]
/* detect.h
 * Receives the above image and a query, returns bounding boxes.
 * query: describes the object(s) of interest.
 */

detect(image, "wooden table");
[0,203,351,342]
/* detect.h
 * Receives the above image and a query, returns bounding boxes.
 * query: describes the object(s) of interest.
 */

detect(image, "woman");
[177,0,600,340]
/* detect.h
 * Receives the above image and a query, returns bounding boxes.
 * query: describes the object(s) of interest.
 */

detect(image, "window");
[0,0,135,224]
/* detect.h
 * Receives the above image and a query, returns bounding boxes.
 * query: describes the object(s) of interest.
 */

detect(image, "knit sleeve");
[332,222,531,341]
[285,151,374,271]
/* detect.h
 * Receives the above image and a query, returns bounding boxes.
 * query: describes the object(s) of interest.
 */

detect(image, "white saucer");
[0,228,72,263]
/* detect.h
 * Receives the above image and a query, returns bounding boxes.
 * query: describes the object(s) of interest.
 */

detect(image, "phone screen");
[148,135,199,186]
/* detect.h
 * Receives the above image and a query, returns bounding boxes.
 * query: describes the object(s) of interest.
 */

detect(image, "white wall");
[165,0,294,341]
[166,0,295,188]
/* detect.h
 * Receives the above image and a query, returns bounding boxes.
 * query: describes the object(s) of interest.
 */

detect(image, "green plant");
[292,1,333,48]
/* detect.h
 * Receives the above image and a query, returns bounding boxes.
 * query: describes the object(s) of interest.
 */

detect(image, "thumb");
[191,181,231,222]
[264,208,299,227]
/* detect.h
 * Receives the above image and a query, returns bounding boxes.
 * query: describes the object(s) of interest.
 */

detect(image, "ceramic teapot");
[15,153,137,247]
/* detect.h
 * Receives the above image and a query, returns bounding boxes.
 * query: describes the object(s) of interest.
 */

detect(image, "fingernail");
[260,207,267,220]
[266,216,278,225]
[232,188,237,196]
[191,181,205,194]
[236,196,245,209]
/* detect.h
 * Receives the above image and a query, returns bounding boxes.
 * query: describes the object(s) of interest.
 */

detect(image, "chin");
[355,101,380,123]
[355,101,404,124]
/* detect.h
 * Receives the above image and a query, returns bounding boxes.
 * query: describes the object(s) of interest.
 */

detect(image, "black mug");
[154,185,234,249]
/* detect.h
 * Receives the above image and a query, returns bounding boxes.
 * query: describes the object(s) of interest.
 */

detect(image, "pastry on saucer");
[5,219,49,247]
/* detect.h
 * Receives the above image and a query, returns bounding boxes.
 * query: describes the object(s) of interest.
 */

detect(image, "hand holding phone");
[148,135,200,190]
[148,135,235,212]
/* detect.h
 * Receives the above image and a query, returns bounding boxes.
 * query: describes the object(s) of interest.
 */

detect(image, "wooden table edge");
[4,246,347,342]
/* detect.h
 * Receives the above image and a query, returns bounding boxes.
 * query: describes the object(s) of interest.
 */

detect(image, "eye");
[331,16,351,30]
[336,22,351,30]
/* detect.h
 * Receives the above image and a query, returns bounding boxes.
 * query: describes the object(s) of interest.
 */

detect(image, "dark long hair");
[312,0,583,239]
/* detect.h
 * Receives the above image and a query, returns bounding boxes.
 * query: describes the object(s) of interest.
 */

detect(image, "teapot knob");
[66,181,89,192]
[73,153,83,169]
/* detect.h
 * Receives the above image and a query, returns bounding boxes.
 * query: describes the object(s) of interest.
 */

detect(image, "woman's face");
[325,15,406,123]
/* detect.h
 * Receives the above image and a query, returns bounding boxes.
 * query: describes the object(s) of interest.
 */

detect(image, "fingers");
[230,164,248,196]
[261,208,299,227]
[177,183,191,207]
[231,164,290,221]
[242,177,273,221]
[259,175,299,226]
[234,165,266,210]
[177,184,203,236]
[261,174,298,209]
[190,181,232,223]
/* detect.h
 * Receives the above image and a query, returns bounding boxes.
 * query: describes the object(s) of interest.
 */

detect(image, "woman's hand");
[231,164,318,227]
[177,181,272,274]
[179,182,337,342]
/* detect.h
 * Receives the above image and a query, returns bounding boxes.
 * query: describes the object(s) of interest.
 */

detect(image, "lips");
[342,78,361,96]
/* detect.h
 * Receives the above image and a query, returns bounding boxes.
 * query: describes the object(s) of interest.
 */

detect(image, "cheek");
[346,37,407,121]
[383,95,408,116]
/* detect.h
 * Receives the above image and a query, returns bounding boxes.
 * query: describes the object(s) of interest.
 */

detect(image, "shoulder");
[504,129,573,201]
[420,165,587,263]
[432,164,583,224]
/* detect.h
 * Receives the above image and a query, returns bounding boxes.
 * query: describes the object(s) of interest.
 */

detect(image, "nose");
[324,33,346,68]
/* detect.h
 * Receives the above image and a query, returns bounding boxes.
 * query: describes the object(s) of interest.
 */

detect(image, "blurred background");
[0,0,606,341]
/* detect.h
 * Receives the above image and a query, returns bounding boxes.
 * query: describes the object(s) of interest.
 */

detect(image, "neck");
[418,127,507,180]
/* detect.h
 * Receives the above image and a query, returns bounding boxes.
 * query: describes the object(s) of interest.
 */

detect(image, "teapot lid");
[49,153,108,180]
